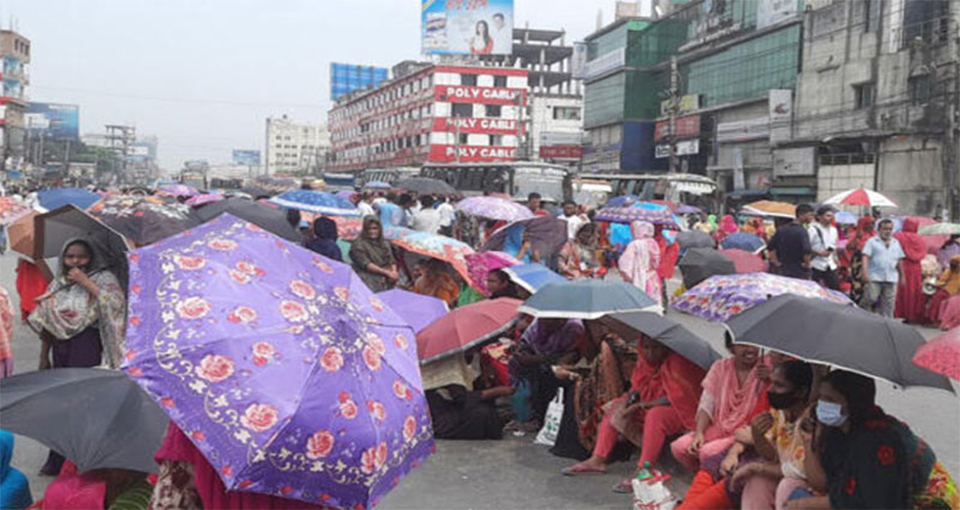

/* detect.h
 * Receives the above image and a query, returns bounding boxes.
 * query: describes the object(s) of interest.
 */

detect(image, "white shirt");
[808,223,838,271]
[493,25,512,54]
[357,202,376,217]
[564,214,588,240]
[437,202,455,227]
[411,208,441,234]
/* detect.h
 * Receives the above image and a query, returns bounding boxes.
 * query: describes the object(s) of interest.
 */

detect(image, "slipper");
[561,464,607,476]
[612,478,633,494]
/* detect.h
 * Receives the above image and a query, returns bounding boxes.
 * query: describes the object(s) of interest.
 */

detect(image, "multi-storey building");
[0,29,30,169]
[326,64,528,174]
[264,115,330,175]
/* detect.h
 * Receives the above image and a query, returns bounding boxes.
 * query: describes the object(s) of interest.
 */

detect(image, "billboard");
[422,0,514,56]
[429,144,516,163]
[432,117,520,135]
[757,0,799,29]
[232,150,261,166]
[330,63,389,101]
[25,103,79,140]
[653,115,701,142]
[435,85,526,105]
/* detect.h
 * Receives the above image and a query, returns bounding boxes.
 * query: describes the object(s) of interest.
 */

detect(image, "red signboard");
[435,85,528,106]
[429,144,517,163]
[432,117,520,135]
[539,145,583,159]
[654,115,701,142]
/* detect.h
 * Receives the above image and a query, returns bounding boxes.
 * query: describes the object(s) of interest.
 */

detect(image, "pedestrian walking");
[767,204,814,279]
[808,206,839,290]
[861,218,905,317]
[437,196,456,237]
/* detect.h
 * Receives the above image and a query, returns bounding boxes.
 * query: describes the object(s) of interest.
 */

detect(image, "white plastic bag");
[533,388,564,446]
[632,474,677,510]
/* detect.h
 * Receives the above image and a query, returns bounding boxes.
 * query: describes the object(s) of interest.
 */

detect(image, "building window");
[459,133,469,144]
[854,83,875,109]
[493,75,507,88]
[553,107,581,120]
[486,104,502,117]
[909,75,931,105]
[452,103,473,117]
[461,74,477,86]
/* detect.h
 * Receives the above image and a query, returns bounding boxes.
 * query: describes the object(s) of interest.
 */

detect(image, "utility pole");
[667,55,680,174]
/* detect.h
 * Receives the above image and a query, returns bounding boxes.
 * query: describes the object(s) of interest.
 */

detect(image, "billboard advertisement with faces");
[422,0,514,56]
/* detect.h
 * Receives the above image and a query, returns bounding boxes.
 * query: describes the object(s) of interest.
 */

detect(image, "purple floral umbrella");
[455,196,534,222]
[671,272,853,322]
[157,183,201,198]
[123,214,434,508]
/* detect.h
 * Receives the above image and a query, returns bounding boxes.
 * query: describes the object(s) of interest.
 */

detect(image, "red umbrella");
[913,327,960,381]
[719,248,768,274]
[416,298,521,364]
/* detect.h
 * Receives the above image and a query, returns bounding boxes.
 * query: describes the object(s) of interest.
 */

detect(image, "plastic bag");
[632,472,677,510]
[533,388,564,446]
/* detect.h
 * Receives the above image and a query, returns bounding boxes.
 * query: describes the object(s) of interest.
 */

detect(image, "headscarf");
[520,318,585,356]
[719,215,738,235]
[0,430,32,510]
[707,215,718,233]
[28,239,126,368]
[938,255,960,296]
[558,223,599,279]
[851,216,876,251]
[618,221,661,300]
[305,217,342,262]
[894,217,928,262]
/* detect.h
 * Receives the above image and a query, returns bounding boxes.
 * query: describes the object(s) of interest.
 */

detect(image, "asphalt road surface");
[2,251,957,509]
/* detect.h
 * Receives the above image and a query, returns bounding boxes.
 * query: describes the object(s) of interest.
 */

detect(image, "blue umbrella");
[517,280,661,320]
[269,190,360,216]
[501,263,566,294]
[376,289,449,333]
[36,188,101,211]
[604,195,638,208]
[363,181,391,189]
[720,232,766,253]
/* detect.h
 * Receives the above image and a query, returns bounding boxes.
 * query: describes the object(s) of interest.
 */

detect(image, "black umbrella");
[678,247,736,289]
[195,197,299,241]
[599,311,723,370]
[726,294,954,391]
[0,368,169,473]
[395,177,459,197]
[87,195,201,246]
[676,231,715,251]
[34,204,133,288]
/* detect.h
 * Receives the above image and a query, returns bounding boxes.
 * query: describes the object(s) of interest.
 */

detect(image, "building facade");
[0,29,30,170]
[264,115,330,175]
[327,65,528,174]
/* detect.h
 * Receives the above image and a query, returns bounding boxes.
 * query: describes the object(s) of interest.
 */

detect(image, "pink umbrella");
[465,251,521,296]
[416,298,522,363]
[185,193,225,208]
[913,327,960,381]
[719,249,768,274]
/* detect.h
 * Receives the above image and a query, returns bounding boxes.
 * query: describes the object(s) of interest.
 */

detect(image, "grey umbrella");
[678,248,736,289]
[195,197,299,241]
[599,311,723,370]
[395,177,459,197]
[726,294,954,392]
[0,368,169,473]
[517,280,661,320]
[676,231,715,251]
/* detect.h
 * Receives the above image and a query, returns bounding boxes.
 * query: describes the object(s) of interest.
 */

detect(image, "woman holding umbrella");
[349,217,399,292]
[28,239,126,475]
[558,223,601,280]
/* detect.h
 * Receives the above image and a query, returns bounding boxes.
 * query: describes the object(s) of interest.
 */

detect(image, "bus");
[321,173,356,191]
[356,167,420,188]
[420,162,570,201]
[578,172,719,209]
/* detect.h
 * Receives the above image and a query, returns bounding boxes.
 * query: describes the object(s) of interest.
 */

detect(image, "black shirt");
[768,222,812,278]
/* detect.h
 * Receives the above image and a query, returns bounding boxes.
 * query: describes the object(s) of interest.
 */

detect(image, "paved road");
[2,251,957,509]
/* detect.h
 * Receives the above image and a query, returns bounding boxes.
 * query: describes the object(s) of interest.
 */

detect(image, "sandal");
[612,478,633,494]
[561,463,607,476]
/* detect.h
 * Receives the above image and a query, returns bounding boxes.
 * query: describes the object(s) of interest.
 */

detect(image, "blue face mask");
[816,400,847,427]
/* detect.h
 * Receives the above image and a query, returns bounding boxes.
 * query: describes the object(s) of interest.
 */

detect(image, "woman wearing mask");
[349,217,398,292]
[788,370,957,509]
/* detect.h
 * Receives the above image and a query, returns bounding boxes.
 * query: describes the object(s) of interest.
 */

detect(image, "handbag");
[533,388,564,446]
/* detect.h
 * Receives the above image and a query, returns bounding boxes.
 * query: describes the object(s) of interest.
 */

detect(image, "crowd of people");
[0,185,957,510]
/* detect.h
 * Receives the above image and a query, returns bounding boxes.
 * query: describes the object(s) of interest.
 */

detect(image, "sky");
[3,0,626,171]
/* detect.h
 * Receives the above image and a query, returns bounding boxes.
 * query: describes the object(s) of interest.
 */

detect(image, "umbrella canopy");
[88,195,201,246]
[195,197,299,242]
[465,251,521,296]
[0,368,168,473]
[36,187,101,211]
[482,215,569,259]
[598,312,722,370]
[823,187,897,208]
[518,280,661,320]
[675,204,702,214]
[593,206,680,228]
[35,205,132,287]
[376,288,449,334]
[727,295,953,391]
[501,263,566,294]
[123,214,433,508]
[919,222,960,236]
[834,211,858,225]
[363,181,391,189]
[337,190,357,201]
[676,230,715,251]
[0,196,31,225]
[270,190,360,217]
[741,200,796,219]
[604,195,639,208]
[677,248,736,289]
[394,177,458,197]
[157,183,200,198]
[7,211,36,256]
[416,298,522,364]
[719,249,768,274]
[912,327,959,381]
[456,196,534,222]
[185,193,225,207]
[384,226,475,285]
[720,232,766,253]
[672,272,853,322]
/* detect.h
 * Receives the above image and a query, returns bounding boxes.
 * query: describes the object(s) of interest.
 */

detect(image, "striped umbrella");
[823,187,897,208]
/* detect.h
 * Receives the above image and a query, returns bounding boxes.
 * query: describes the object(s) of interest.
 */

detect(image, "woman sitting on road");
[486,269,522,300]
[349,216,398,292]
[558,223,601,279]
[422,351,512,440]
[787,370,958,509]
[304,216,342,262]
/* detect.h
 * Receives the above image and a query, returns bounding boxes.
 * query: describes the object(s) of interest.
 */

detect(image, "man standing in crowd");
[561,199,587,240]
[861,218,905,317]
[411,195,441,234]
[768,203,813,279]
[355,193,375,217]
[527,192,548,217]
[808,206,839,289]
[398,194,417,227]
[437,196,456,236]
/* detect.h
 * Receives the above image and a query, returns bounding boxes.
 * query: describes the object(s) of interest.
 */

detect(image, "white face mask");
[816,400,848,427]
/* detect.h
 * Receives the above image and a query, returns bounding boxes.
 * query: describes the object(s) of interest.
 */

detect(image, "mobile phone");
[626,391,640,407]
